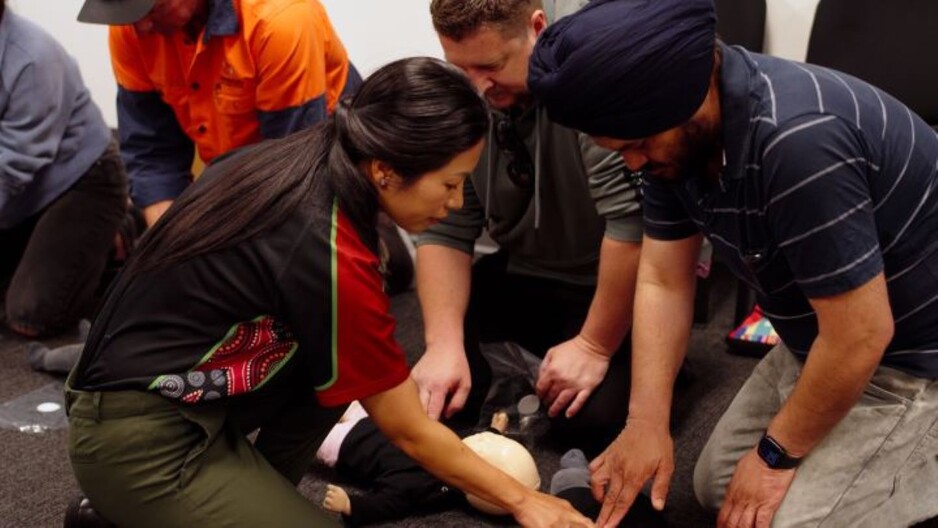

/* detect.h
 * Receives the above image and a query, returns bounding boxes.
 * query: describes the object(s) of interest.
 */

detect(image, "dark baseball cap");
[77,0,156,25]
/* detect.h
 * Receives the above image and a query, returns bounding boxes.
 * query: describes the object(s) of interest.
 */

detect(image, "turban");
[528,0,717,139]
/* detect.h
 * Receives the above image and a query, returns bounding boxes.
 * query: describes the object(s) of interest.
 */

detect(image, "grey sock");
[550,467,591,495]
[560,448,588,469]
[26,342,48,371]
[27,342,84,374]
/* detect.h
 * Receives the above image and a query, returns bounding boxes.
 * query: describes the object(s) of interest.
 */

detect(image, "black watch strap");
[757,433,802,470]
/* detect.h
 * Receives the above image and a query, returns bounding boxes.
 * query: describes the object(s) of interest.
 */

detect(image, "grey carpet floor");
[0,265,757,527]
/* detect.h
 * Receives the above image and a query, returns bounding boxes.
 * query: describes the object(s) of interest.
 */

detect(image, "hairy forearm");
[629,279,695,423]
[768,273,893,456]
[767,334,886,456]
[628,236,701,424]
[578,237,642,356]
[415,244,472,351]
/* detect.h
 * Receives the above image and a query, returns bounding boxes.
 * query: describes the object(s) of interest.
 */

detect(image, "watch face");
[758,435,796,469]
[761,445,781,466]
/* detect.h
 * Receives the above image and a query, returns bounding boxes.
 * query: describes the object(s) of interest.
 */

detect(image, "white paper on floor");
[0,381,67,433]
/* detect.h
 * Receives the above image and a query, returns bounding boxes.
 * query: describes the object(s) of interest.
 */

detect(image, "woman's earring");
[379,177,389,188]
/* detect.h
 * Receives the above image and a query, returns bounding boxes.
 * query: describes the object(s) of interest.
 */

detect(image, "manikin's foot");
[490,410,509,434]
[550,449,591,496]
[316,402,368,467]
[339,400,367,423]
[560,448,589,469]
[323,484,351,515]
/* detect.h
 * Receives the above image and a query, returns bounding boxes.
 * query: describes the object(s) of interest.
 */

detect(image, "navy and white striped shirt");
[644,44,938,378]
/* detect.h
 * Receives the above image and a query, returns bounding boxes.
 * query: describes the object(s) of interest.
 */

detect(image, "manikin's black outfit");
[336,417,668,527]
[335,418,462,526]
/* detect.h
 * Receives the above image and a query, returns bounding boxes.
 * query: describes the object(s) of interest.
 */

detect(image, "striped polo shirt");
[644,43,938,378]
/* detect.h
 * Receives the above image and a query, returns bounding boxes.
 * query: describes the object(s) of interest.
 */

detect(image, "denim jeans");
[2,140,127,336]
[694,344,938,527]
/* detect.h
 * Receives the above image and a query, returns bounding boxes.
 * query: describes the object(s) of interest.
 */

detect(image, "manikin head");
[431,0,547,110]
[461,431,541,515]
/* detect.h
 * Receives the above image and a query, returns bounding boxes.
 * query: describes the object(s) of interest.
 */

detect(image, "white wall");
[10,0,443,127]
[13,0,822,128]
[764,0,822,61]
[321,0,442,77]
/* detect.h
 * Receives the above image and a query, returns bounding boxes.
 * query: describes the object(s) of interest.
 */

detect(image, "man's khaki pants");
[694,344,938,527]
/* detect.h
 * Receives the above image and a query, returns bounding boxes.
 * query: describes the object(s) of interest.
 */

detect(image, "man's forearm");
[117,86,195,211]
[578,237,642,356]
[767,273,893,457]
[629,279,695,423]
[415,244,473,351]
[767,337,885,457]
[143,200,173,227]
[628,235,702,424]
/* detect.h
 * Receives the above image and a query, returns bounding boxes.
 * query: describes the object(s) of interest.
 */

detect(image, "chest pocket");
[214,80,256,115]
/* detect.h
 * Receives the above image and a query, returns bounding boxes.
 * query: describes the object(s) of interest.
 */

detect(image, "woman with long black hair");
[65,57,591,528]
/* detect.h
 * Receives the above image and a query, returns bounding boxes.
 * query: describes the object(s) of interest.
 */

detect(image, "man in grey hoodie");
[415,0,644,454]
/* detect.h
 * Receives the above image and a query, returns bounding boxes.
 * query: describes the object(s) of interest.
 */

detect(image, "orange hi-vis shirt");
[111,0,360,207]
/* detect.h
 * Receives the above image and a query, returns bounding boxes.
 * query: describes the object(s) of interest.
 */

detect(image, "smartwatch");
[757,433,802,470]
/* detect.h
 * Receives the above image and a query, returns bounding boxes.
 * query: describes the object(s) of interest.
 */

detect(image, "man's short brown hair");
[431,0,542,41]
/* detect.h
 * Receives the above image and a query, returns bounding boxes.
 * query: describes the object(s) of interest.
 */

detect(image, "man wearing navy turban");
[529,1,938,527]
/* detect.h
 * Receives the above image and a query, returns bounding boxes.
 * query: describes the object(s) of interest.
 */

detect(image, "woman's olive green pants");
[66,371,344,527]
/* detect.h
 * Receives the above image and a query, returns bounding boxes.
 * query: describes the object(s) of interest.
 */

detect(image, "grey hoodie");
[416,0,642,286]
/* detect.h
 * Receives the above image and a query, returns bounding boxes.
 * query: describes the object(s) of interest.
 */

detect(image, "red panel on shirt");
[315,209,409,406]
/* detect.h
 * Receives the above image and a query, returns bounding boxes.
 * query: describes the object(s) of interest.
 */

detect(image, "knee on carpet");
[5,297,70,338]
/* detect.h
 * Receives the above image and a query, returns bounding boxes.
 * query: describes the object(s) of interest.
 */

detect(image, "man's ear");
[530,9,548,38]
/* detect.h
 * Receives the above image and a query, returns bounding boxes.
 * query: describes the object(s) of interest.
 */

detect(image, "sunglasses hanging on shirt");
[493,115,535,190]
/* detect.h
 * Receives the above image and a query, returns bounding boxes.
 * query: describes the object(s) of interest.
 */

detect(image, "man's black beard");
[681,122,722,187]
[645,139,715,185]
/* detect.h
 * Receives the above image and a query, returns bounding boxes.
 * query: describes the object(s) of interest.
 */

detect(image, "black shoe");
[63,496,115,528]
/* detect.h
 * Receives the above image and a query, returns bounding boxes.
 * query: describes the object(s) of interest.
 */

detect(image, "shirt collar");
[203,0,238,42]
[719,42,760,181]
